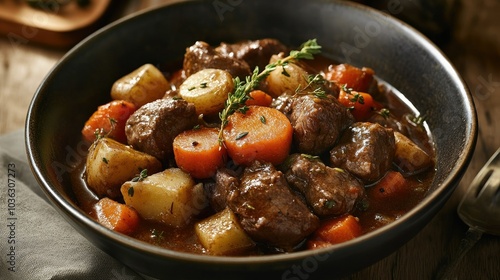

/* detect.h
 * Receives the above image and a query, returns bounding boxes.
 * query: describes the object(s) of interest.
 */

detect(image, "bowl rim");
[25,0,477,266]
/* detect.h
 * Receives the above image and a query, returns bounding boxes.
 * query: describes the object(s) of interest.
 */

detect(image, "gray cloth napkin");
[0,129,143,280]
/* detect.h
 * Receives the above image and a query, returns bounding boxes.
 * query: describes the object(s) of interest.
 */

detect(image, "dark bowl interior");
[25,0,477,279]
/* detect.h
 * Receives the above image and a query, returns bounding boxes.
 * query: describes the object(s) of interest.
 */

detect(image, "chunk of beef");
[215,161,319,251]
[206,168,240,213]
[368,111,409,137]
[273,94,355,155]
[183,41,251,79]
[125,98,198,161]
[329,122,396,183]
[216,39,288,70]
[284,154,367,217]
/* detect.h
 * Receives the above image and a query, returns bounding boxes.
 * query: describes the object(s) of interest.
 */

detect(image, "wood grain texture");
[0,0,498,279]
[0,38,62,134]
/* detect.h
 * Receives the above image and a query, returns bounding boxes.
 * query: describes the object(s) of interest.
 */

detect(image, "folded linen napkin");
[0,129,143,280]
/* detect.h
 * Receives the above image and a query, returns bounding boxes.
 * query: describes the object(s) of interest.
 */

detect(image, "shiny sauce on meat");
[70,53,436,255]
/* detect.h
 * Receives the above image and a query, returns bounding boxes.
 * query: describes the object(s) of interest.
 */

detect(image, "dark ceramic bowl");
[25,0,477,279]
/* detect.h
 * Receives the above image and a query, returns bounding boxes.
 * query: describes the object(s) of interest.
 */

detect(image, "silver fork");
[437,147,500,280]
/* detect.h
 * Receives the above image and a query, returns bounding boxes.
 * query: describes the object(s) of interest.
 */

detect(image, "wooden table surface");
[1,0,499,279]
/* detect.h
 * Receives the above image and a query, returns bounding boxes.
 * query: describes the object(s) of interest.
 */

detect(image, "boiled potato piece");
[393,131,433,174]
[264,55,309,97]
[121,168,208,227]
[111,64,169,108]
[86,137,162,198]
[195,207,254,255]
[179,68,234,115]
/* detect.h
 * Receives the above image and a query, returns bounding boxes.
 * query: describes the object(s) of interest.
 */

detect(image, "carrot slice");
[173,127,228,179]
[369,171,410,201]
[245,90,273,107]
[82,100,136,143]
[222,106,293,166]
[324,63,374,92]
[308,214,362,249]
[338,88,376,121]
[95,197,140,235]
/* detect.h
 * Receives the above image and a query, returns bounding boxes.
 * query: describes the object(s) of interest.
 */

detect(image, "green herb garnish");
[132,169,148,182]
[218,39,322,145]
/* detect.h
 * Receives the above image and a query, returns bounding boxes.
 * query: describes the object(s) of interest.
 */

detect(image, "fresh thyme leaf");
[378,108,391,119]
[94,128,105,141]
[301,154,320,160]
[411,114,426,126]
[281,68,291,77]
[341,84,353,94]
[102,157,108,164]
[128,186,134,197]
[296,74,327,98]
[151,229,164,239]
[235,132,249,140]
[246,204,256,210]
[238,105,249,114]
[218,39,322,145]
[324,200,336,209]
[333,167,345,173]
[132,169,148,182]
[350,93,365,104]
[260,115,266,124]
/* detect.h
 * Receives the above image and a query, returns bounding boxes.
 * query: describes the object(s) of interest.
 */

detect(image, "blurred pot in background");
[357,0,460,44]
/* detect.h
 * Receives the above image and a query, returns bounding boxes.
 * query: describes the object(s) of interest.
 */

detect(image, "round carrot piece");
[223,106,293,166]
[325,63,374,92]
[173,127,227,179]
[82,100,136,143]
[245,90,273,107]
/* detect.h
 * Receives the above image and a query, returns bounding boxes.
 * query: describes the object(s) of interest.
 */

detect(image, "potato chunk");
[179,68,234,115]
[86,137,162,198]
[111,64,169,108]
[264,55,309,97]
[121,168,208,227]
[195,208,254,255]
[393,131,433,174]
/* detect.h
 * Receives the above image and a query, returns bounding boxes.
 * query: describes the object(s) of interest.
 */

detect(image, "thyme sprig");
[296,74,327,98]
[218,39,322,145]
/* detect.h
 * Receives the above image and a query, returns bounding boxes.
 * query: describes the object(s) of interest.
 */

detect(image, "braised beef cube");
[227,161,319,251]
[330,122,395,183]
[216,39,288,70]
[183,41,251,79]
[368,110,409,136]
[125,98,198,161]
[284,154,367,217]
[206,168,240,212]
[273,94,355,155]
